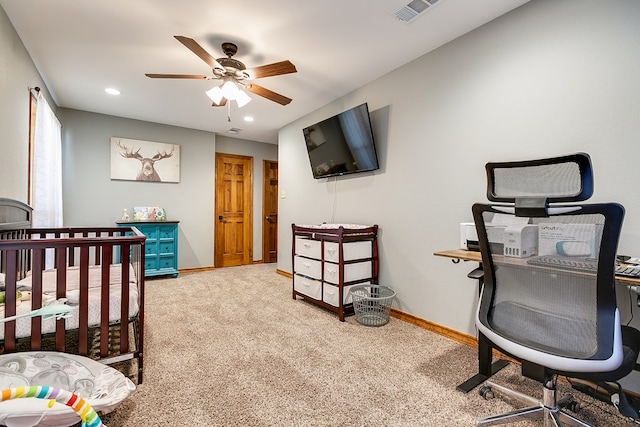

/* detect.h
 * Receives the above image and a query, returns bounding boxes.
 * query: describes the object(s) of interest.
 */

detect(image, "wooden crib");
[0,198,146,384]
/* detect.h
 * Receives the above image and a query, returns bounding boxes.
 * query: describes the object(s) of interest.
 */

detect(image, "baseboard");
[179,260,266,273]
[389,308,479,349]
[277,269,293,279]
[277,269,481,350]
[178,266,215,274]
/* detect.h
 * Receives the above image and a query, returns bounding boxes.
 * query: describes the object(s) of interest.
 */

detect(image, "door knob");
[218,215,223,221]
[265,216,271,221]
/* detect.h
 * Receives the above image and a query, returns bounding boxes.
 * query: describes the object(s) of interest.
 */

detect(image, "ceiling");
[1,0,529,144]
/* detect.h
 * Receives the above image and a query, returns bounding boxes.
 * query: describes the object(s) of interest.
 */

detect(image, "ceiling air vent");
[227,127,242,134]
[394,0,443,24]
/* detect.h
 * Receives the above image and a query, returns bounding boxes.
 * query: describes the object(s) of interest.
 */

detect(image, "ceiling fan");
[145,36,297,108]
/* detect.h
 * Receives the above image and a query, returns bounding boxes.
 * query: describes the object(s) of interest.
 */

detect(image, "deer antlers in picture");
[117,141,175,182]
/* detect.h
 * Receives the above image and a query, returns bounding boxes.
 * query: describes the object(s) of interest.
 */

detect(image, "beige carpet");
[99,264,626,426]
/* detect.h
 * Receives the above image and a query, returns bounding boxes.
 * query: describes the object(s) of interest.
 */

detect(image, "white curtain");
[32,92,63,228]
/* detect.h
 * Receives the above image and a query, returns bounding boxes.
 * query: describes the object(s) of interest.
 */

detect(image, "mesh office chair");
[473,153,640,426]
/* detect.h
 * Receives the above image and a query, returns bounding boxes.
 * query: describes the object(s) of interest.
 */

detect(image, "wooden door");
[262,160,278,263]
[215,153,253,267]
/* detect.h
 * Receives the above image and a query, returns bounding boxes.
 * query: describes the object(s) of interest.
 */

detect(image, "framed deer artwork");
[110,137,180,183]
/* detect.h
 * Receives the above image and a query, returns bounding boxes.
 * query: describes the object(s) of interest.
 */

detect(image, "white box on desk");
[504,224,538,258]
[486,224,505,245]
[538,223,601,257]
[460,215,536,257]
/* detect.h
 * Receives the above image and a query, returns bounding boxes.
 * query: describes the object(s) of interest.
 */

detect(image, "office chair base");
[476,380,591,427]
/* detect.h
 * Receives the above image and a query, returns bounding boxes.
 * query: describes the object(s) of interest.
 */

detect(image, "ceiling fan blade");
[145,73,209,79]
[245,83,292,106]
[174,36,225,71]
[245,60,297,79]
[212,98,227,107]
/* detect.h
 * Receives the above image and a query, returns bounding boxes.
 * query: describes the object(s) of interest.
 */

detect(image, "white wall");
[59,110,277,268]
[60,108,217,269]
[278,0,640,336]
[0,5,56,202]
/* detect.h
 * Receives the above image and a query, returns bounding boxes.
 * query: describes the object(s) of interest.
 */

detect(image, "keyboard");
[526,255,597,273]
[616,265,640,278]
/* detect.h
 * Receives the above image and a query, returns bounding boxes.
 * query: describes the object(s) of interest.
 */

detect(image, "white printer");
[460,214,538,258]
[460,222,479,251]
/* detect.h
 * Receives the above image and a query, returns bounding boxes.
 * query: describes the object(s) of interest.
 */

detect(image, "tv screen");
[302,103,379,179]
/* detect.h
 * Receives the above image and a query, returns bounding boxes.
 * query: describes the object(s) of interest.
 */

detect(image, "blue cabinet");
[118,221,179,278]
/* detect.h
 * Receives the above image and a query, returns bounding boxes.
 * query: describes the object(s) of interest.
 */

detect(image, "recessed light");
[105,88,121,95]
[243,116,254,122]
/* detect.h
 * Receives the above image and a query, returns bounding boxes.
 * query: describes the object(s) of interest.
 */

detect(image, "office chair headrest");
[485,152,594,217]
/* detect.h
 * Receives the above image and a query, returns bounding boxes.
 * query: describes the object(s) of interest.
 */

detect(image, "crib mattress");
[0,264,139,340]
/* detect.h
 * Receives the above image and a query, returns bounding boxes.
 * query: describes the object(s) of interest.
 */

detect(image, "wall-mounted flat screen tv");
[302,103,379,179]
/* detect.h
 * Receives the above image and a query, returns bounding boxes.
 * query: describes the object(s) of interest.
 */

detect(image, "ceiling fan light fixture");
[221,79,240,100]
[205,86,223,104]
[235,90,252,108]
[148,37,296,107]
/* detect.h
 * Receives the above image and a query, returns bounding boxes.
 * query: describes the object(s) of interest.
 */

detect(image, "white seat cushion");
[0,352,134,427]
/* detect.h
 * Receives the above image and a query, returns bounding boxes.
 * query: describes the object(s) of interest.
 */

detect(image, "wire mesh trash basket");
[349,284,396,327]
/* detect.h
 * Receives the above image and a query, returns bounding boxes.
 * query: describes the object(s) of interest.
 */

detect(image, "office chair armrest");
[467,268,484,281]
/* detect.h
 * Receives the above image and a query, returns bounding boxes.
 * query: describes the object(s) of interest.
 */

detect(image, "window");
[29,90,63,228]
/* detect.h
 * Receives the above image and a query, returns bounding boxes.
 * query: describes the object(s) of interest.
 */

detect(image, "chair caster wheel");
[566,401,580,413]
[559,394,580,413]
[479,385,494,400]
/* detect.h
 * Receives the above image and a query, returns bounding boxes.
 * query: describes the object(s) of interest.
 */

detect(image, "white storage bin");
[295,237,321,259]
[323,282,363,307]
[294,274,322,300]
[324,241,372,263]
[294,255,322,280]
[323,260,372,285]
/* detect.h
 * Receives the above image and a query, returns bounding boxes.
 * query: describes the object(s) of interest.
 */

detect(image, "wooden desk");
[435,249,640,285]
[434,249,481,263]
[435,248,640,393]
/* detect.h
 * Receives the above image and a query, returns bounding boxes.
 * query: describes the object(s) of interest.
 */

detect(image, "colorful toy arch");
[0,386,104,427]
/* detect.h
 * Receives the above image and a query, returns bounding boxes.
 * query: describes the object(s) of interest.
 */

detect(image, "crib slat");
[120,243,130,353]
[93,231,101,265]
[54,246,67,351]
[78,246,90,355]
[99,245,112,357]
[30,250,44,350]
[3,250,18,352]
